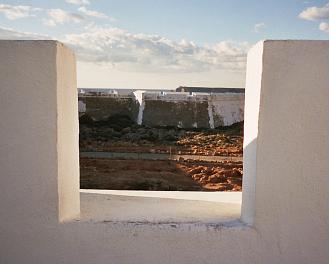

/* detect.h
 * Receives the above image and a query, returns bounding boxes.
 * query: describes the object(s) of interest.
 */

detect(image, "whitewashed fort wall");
[78,91,245,128]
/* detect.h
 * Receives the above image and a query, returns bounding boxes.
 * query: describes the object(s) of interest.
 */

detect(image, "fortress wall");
[209,93,245,127]
[79,91,245,128]
[142,98,210,128]
[78,96,140,122]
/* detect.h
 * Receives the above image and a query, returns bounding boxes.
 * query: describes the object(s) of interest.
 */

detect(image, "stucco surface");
[241,41,263,224]
[208,94,244,127]
[1,40,329,264]
[57,42,80,221]
[81,189,242,203]
[80,191,241,223]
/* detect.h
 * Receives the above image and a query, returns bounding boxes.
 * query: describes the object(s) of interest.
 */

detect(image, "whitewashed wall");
[78,100,86,113]
[1,40,329,264]
[80,90,245,128]
[208,93,245,127]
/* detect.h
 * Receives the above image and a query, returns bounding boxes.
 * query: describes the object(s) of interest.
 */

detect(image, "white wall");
[141,91,245,128]
[56,42,80,221]
[0,40,79,226]
[241,41,263,224]
[78,89,244,128]
[208,93,245,127]
[78,100,86,113]
[1,40,329,264]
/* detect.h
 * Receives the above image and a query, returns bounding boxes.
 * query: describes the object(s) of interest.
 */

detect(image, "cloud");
[299,3,329,21]
[0,4,41,20]
[0,26,51,40]
[319,22,329,32]
[44,9,84,27]
[63,24,250,73]
[254,22,266,33]
[78,6,109,19]
[0,24,250,74]
[66,0,90,6]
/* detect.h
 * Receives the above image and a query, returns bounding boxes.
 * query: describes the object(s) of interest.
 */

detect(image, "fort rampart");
[78,89,245,128]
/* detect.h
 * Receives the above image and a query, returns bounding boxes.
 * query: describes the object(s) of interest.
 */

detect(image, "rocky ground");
[80,158,242,191]
[79,114,243,191]
[79,114,243,156]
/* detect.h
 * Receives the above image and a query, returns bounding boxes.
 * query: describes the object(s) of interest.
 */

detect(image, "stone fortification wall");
[78,95,139,122]
[142,93,210,128]
[208,94,244,128]
[78,91,244,128]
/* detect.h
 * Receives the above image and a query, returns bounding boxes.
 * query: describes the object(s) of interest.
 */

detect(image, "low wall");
[79,91,245,128]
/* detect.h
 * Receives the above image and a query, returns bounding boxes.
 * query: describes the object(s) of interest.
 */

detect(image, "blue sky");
[0,0,328,89]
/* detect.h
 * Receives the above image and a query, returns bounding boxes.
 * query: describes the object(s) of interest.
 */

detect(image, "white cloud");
[65,0,90,5]
[0,26,51,40]
[319,22,329,32]
[63,25,250,73]
[78,6,109,19]
[299,3,329,21]
[0,4,41,20]
[66,0,90,6]
[44,9,84,27]
[0,23,250,74]
[0,25,248,87]
[254,22,266,33]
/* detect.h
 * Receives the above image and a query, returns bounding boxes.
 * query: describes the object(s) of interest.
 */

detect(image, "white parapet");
[0,40,80,224]
[1,40,329,264]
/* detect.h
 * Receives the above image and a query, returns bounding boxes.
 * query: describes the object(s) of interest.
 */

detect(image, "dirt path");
[79,121,244,191]
[80,151,242,162]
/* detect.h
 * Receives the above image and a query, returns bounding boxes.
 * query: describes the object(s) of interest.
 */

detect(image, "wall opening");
[76,88,246,224]
[77,88,245,193]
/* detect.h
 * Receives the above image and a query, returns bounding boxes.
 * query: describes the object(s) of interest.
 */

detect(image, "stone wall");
[78,95,139,122]
[142,93,210,128]
[79,91,245,128]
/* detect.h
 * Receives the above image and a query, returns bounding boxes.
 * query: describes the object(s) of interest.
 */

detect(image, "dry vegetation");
[79,114,243,191]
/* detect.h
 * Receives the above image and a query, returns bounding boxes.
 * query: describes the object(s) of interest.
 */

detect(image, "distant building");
[176,86,245,94]
[78,88,175,97]
[78,88,132,96]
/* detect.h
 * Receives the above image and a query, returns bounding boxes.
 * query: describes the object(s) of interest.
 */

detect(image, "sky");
[0,0,328,89]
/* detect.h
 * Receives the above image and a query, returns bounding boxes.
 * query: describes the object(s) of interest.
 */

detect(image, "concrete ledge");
[80,189,242,203]
[79,190,241,225]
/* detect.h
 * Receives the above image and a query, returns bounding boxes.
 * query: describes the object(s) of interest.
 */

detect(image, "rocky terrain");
[79,114,243,156]
[79,114,243,191]
[80,158,242,191]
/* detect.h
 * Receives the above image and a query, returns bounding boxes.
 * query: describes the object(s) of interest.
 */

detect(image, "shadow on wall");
[241,137,256,224]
